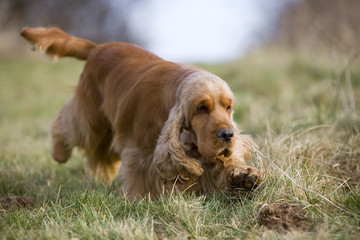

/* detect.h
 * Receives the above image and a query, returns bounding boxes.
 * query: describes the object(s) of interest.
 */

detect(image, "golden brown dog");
[21,27,261,198]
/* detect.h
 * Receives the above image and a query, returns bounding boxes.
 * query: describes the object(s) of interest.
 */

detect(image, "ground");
[0,49,359,239]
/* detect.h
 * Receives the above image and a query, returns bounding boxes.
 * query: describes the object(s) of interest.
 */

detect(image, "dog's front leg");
[227,165,262,190]
[196,160,262,193]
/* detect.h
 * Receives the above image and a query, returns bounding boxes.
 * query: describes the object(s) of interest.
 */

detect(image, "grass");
[0,49,359,239]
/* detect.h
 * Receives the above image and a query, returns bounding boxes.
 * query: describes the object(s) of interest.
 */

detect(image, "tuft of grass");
[1,49,360,239]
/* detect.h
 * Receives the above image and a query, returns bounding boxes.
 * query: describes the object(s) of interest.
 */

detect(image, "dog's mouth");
[218,147,232,157]
[187,143,232,159]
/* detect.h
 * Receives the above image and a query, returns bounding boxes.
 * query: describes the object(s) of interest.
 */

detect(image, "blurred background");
[1,0,359,62]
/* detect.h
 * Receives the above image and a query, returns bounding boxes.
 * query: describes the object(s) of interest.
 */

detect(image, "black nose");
[217,129,234,142]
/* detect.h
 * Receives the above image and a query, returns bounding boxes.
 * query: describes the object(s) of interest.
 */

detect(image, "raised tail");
[21,27,96,60]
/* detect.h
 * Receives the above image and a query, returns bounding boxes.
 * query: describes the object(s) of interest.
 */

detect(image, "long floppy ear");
[238,134,258,161]
[154,103,204,183]
[229,123,259,165]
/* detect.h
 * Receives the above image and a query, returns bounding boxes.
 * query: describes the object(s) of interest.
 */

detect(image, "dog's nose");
[217,129,234,142]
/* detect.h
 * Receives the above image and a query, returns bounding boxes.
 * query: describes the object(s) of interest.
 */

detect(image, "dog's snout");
[217,129,234,142]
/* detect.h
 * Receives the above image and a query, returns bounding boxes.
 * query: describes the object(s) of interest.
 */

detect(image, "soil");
[0,194,36,211]
[258,203,313,232]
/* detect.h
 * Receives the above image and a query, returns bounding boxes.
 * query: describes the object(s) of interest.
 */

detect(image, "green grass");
[0,49,359,239]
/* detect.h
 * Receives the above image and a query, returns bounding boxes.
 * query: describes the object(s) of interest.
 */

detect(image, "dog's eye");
[226,106,231,111]
[198,105,209,113]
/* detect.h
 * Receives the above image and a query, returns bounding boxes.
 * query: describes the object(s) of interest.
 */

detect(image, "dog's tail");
[21,27,96,61]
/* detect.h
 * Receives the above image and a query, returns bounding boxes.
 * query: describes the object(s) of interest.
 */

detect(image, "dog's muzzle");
[217,129,234,142]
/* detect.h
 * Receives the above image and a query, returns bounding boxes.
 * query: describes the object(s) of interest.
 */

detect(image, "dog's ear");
[154,103,203,183]
[241,134,258,160]
[236,134,257,162]
[228,123,258,165]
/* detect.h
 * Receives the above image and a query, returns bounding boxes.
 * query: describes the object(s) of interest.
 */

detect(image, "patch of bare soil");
[331,152,360,191]
[258,203,313,232]
[0,194,36,212]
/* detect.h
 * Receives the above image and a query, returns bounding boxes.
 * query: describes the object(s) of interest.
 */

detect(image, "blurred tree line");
[1,0,359,57]
[0,0,143,44]
[275,0,360,55]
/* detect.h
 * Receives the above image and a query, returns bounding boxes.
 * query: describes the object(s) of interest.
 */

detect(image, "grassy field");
[0,49,359,239]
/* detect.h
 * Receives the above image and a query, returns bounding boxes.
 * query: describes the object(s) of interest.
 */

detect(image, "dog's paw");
[230,166,262,190]
[51,142,72,163]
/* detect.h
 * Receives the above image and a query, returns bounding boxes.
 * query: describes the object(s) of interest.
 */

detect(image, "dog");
[21,27,262,198]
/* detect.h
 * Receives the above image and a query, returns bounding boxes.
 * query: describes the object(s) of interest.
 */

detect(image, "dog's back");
[81,42,199,149]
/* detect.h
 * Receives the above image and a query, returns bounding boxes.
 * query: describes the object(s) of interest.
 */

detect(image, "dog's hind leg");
[86,148,121,185]
[50,98,78,163]
[51,95,121,184]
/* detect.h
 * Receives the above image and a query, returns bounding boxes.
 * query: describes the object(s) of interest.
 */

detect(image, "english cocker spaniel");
[21,27,262,198]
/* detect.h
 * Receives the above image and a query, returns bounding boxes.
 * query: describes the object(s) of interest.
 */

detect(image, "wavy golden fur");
[21,27,262,198]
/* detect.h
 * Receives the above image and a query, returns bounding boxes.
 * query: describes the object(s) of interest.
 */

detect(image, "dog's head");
[180,72,236,160]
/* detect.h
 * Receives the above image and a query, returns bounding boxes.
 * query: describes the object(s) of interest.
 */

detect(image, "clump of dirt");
[0,194,36,211]
[331,152,360,191]
[258,203,313,232]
